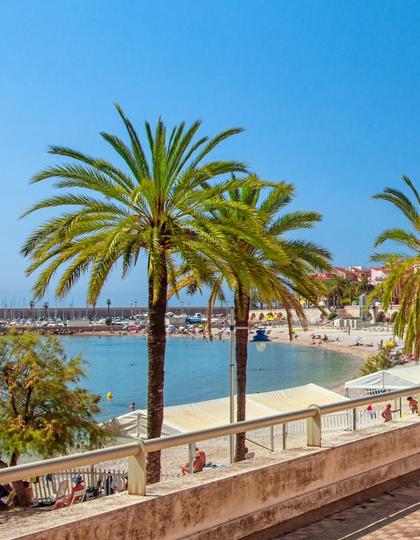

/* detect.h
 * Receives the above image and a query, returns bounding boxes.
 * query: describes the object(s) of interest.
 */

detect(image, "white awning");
[104,383,347,438]
[345,370,417,392]
[388,364,420,385]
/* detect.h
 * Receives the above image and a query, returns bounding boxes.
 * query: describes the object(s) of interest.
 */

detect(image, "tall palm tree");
[20,104,269,482]
[205,276,225,341]
[173,181,330,460]
[343,279,358,303]
[370,176,420,357]
[326,275,347,306]
[357,274,374,295]
[227,183,330,459]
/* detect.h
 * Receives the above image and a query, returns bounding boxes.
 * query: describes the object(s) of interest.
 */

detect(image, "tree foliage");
[361,344,399,375]
[325,275,373,306]
[171,181,330,460]
[21,105,272,482]
[0,332,105,466]
[370,176,420,357]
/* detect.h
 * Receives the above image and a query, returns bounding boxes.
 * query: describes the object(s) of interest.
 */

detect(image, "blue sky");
[1,0,419,307]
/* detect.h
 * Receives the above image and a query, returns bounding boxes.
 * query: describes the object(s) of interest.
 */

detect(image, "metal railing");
[1,386,419,496]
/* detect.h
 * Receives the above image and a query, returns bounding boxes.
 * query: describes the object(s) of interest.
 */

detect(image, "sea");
[61,336,360,421]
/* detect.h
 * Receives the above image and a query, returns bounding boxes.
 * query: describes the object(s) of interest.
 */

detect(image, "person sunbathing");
[181,449,206,475]
[53,476,84,509]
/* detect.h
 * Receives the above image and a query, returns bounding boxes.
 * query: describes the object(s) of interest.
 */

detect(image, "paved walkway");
[277,481,420,539]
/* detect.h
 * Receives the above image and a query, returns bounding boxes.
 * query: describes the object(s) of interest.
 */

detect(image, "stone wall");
[9,417,420,540]
[249,304,401,324]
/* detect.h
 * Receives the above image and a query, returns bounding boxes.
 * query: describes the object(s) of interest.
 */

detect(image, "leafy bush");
[0,332,107,506]
[328,312,337,320]
[361,344,400,375]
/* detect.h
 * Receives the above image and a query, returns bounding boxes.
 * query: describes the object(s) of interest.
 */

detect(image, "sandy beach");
[268,324,396,363]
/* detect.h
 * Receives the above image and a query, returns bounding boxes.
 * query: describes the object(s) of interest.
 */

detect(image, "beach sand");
[268,324,396,361]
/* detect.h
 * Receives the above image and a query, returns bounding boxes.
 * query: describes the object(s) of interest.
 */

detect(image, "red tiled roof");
[314,275,332,281]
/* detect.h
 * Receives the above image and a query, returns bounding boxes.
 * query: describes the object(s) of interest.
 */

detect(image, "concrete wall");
[249,305,401,324]
[9,417,420,540]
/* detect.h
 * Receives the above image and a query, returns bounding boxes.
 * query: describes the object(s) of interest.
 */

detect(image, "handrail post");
[282,423,287,450]
[352,408,357,431]
[269,426,275,452]
[188,442,196,474]
[393,398,399,420]
[128,441,146,496]
[307,405,321,447]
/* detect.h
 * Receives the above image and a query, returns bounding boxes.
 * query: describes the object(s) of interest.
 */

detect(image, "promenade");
[279,481,420,539]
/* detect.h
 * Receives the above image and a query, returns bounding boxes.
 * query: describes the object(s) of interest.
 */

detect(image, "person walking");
[407,396,418,414]
[381,403,399,422]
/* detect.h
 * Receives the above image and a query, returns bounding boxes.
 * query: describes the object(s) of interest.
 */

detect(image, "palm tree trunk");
[287,311,294,341]
[146,253,168,484]
[234,288,250,462]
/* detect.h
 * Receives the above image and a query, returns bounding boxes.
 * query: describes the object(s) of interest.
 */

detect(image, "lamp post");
[255,341,267,353]
[229,307,235,463]
[227,317,269,462]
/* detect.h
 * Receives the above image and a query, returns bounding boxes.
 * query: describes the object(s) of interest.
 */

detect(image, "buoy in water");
[106,391,113,400]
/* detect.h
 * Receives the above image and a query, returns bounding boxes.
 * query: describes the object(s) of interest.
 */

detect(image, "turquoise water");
[61,336,360,420]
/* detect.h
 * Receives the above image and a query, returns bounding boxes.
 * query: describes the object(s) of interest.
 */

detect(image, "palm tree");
[43,302,49,320]
[326,275,347,306]
[173,181,330,460]
[343,279,358,304]
[357,274,374,296]
[228,183,330,459]
[205,276,225,341]
[370,176,420,357]
[21,104,268,482]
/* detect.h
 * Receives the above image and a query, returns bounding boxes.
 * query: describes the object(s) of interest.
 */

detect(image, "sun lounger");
[69,488,86,506]
[53,480,68,506]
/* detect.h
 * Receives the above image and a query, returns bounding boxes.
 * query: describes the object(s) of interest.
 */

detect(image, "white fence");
[246,407,390,449]
[3,386,420,498]
[30,467,127,504]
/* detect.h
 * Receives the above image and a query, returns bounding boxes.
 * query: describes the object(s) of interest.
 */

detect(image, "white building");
[369,267,388,285]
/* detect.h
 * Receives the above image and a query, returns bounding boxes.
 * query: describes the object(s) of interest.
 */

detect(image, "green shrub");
[361,344,400,375]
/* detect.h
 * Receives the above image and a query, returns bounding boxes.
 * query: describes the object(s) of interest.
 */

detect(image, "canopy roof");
[104,383,347,438]
[388,364,420,385]
[344,370,417,391]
